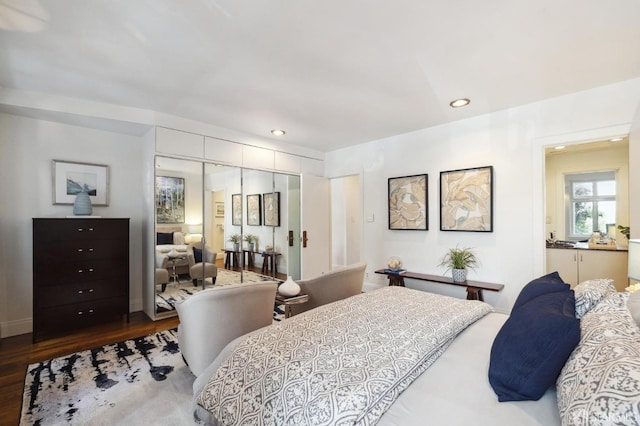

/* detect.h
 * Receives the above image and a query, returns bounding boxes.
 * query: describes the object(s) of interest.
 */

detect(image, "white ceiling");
[1,0,640,152]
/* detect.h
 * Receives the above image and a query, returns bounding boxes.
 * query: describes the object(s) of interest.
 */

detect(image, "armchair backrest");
[289,262,366,316]
[187,243,217,268]
[176,280,277,377]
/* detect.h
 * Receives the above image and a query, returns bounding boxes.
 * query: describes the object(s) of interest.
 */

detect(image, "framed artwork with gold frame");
[388,174,428,230]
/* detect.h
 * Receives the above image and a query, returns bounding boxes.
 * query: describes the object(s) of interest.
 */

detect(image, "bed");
[191,275,640,426]
[156,227,190,274]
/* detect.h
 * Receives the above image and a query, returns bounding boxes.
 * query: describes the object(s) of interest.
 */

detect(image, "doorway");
[330,175,362,268]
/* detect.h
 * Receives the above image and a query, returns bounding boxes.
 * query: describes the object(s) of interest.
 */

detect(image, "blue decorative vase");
[73,186,93,215]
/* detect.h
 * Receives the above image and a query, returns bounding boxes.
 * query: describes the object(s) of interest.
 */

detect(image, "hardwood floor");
[0,312,179,426]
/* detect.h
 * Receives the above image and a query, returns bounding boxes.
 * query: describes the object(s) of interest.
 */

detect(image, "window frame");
[564,170,616,241]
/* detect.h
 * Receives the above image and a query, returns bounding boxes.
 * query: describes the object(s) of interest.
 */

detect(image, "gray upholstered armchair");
[187,243,218,286]
[176,280,278,376]
[288,262,367,316]
[155,253,170,293]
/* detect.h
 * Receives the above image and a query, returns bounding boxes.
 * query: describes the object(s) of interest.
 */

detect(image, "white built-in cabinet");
[156,126,323,175]
[546,248,629,291]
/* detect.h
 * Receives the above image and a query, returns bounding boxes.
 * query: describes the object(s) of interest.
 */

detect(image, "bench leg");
[466,287,484,301]
[387,275,405,287]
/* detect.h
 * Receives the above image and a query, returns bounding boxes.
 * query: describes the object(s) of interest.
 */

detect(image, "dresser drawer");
[33,218,129,243]
[35,237,128,262]
[36,279,127,308]
[33,218,130,342]
[34,258,128,285]
[34,297,129,338]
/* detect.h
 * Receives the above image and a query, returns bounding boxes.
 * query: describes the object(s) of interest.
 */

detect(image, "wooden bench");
[374,269,504,301]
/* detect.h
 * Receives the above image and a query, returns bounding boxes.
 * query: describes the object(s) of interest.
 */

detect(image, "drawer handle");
[78,228,83,232]
[78,248,94,252]
[77,309,95,315]
[77,289,94,294]
[78,269,95,273]
[89,248,94,252]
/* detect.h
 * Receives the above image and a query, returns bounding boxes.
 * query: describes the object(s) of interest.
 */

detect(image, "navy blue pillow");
[489,289,580,401]
[157,232,173,245]
[512,271,568,312]
[193,247,203,263]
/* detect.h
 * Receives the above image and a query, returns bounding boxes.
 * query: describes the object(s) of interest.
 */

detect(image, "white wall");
[0,113,149,337]
[331,175,362,268]
[325,77,640,314]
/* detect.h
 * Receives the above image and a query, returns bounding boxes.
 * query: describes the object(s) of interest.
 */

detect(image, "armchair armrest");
[156,252,169,269]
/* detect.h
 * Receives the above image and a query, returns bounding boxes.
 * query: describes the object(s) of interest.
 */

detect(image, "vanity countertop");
[546,242,628,252]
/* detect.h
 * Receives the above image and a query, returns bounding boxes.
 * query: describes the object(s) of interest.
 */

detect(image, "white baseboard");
[1,317,32,338]
[362,280,385,293]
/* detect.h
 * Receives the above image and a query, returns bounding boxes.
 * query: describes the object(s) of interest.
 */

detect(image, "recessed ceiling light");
[449,98,470,108]
[271,129,286,136]
[609,137,624,142]
[554,146,566,150]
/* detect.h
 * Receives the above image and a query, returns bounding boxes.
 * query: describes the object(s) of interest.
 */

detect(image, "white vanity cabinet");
[546,248,629,291]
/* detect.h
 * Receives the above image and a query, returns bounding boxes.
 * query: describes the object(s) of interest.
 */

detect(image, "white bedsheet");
[377,313,560,426]
[156,244,190,267]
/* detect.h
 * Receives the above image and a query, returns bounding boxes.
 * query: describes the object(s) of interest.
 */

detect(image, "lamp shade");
[629,239,640,281]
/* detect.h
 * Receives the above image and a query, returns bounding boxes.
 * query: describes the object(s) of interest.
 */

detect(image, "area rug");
[156,269,278,313]
[21,329,196,425]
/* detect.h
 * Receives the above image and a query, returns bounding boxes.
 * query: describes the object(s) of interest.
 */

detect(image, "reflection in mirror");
[204,162,243,281]
[242,169,277,278]
[154,156,302,317]
[286,174,301,280]
[154,156,203,315]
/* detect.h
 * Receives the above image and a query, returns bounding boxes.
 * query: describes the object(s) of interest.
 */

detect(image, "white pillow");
[627,290,640,328]
[557,292,640,425]
[573,278,616,319]
[173,231,185,245]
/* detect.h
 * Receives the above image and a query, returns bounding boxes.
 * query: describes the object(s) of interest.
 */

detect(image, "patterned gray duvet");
[196,286,493,425]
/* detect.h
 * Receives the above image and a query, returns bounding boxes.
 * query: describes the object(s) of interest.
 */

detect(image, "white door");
[301,173,331,278]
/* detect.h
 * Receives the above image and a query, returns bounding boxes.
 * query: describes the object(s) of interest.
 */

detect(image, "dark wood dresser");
[32,218,130,342]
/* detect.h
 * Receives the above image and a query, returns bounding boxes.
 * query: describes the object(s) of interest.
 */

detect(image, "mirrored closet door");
[154,156,301,316]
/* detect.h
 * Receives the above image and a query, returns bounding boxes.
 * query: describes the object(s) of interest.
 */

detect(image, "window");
[565,171,616,240]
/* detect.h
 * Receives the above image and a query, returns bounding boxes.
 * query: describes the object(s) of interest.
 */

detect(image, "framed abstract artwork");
[155,176,185,223]
[388,174,428,230]
[440,165,493,232]
[246,194,262,226]
[231,194,242,225]
[52,160,110,206]
[263,192,280,227]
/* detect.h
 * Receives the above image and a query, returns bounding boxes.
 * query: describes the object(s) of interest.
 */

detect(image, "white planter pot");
[452,268,467,283]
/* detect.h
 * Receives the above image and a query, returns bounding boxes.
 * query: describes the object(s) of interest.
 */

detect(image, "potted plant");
[618,225,630,241]
[228,234,241,251]
[244,234,257,252]
[438,245,479,283]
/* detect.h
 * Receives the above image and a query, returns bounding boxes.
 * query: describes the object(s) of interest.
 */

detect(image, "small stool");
[261,252,278,275]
